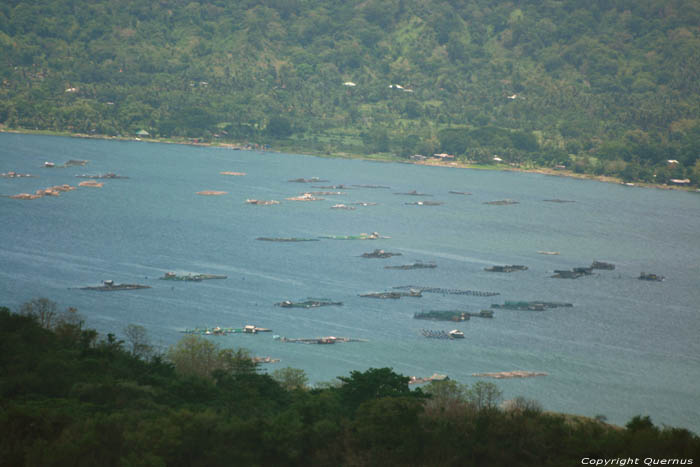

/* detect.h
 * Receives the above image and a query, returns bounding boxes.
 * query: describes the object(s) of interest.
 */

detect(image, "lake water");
[2,133,699,431]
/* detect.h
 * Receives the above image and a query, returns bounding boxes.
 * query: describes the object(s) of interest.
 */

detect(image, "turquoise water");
[2,133,699,431]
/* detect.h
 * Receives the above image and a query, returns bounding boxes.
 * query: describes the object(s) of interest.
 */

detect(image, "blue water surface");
[1,133,699,431]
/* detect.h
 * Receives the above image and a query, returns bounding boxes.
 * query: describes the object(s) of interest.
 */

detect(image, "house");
[136,129,150,137]
[343,81,356,87]
[410,154,427,161]
[670,178,690,185]
[492,156,503,162]
[432,153,455,160]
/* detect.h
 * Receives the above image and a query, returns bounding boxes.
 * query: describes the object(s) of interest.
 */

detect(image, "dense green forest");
[1,0,700,184]
[2,302,699,466]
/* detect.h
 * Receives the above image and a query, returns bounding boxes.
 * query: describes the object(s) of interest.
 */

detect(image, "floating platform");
[313,184,351,189]
[405,201,443,206]
[448,191,471,195]
[286,193,323,201]
[160,272,227,281]
[538,251,560,255]
[351,184,391,189]
[415,311,469,322]
[485,265,528,273]
[360,290,422,299]
[420,329,464,339]
[472,371,547,379]
[591,261,615,270]
[484,199,519,205]
[350,202,377,206]
[1,171,35,178]
[274,335,367,344]
[197,190,227,196]
[551,267,592,279]
[45,159,88,168]
[394,190,432,196]
[393,286,499,297]
[252,356,280,364]
[409,373,449,384]
[78,280,150,291]
[9,184,76,200]
[491,301,572,311]
[76,173,128,179]
[182,325,271,335]
[78,180,103,188]
[256,237,319,242]
[639,273,664,281]
[63,159,88,167]
[246,199,280,205]
[361,249,402,259]
[288,177,328,183]
[320,232,388,240]
[276,298,343,308]
[310,191,345,196]
[414,309,494,321]
[385,262,437,270]
[331,204,356,210]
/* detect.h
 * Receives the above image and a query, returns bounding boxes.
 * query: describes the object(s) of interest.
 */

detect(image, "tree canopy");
[1,0,699,183]
[2,303,700,466]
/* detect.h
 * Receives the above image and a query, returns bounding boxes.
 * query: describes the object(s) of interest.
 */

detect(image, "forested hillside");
[3,305,699,466]
[1,0,700,183]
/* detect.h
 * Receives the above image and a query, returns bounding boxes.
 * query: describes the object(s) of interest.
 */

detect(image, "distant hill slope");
[1,0,699,183]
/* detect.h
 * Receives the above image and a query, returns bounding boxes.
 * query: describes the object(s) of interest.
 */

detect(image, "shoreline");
[2,127,696,193]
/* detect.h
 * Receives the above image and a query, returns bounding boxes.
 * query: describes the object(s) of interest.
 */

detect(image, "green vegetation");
[2,300,699,465]
[1,0,699,185]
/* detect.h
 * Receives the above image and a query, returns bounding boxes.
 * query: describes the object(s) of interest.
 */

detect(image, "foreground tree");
[272,367,309,391]
[336,367,424,414]
[123,324,154,359]
[466,381,503,411]
[167,334,256,379]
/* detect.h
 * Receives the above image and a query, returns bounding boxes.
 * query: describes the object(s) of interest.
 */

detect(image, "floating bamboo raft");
[394,286,499,297]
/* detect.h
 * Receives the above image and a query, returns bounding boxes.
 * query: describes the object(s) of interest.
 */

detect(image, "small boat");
[538,251,560,255]
[448,330,465,339]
